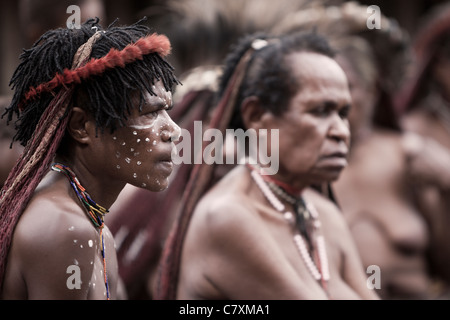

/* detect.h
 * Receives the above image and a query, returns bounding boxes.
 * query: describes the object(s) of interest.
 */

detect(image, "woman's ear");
[67,107,93,144]
[240,96,267,130]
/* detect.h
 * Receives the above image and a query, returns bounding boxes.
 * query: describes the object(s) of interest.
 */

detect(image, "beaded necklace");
[247,164,330,296]
[51,163,110,300]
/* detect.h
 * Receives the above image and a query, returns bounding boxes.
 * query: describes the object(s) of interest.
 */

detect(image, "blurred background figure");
[275,1,450,299]
[398,2,450,150]
[396,1,450,298]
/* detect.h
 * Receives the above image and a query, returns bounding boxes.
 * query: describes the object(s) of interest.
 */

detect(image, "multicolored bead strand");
[51,163,110,300]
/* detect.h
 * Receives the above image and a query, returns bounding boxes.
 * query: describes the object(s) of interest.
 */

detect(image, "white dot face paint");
[107,81,178,192]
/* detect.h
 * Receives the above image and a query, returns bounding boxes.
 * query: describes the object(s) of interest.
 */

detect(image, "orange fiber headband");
[21,33,171,108]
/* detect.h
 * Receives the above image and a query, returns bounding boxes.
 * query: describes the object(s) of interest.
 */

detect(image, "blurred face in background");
[334,41,378,145]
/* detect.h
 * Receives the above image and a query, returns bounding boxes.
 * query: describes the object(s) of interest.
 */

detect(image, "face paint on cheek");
[128,122,157,130]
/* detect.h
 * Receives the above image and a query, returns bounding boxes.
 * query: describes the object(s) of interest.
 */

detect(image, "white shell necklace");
[248,165,330,291]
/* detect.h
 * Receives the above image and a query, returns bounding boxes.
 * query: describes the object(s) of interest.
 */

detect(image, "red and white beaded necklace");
[248,164,330,294]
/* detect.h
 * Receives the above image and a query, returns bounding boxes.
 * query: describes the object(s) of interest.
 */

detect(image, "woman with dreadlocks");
[156,31,379,300]
[0,18,181,299]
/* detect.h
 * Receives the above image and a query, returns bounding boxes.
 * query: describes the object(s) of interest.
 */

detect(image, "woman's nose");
[329,113,351,143]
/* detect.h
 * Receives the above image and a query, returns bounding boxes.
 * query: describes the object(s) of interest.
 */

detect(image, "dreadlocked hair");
[0,17,180,289]
[5,17,179,146]
[217,31,335,130]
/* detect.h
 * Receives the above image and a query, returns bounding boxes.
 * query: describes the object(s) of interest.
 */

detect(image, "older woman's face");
[261,52,351,186]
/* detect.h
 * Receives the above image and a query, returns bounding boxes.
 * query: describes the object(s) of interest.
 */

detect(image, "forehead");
[144,81,172,105]
[287,52,351,103]
[129,80,172,110]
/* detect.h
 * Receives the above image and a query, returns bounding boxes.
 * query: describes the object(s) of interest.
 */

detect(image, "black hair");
[4,17,180,147]
[217,31,335,130]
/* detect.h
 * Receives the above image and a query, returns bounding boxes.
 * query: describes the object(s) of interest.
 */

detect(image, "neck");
[54,155,124,209]
[246,163,304,198]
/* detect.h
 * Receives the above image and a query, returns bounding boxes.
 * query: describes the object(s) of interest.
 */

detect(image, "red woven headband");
[20,33,171,109]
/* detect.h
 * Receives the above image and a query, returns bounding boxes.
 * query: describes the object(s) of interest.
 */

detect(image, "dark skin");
[1,81,180,299]
[177,52,379,299]
[333,51,450,299]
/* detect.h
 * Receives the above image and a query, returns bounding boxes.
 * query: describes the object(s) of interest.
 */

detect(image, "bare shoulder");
[8,183,98,298]
[192,167,262,236]
[15,192,97,260]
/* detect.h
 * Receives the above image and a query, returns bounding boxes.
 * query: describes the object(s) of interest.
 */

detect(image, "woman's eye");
[339,106,350,119]
[312,106,330,116]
